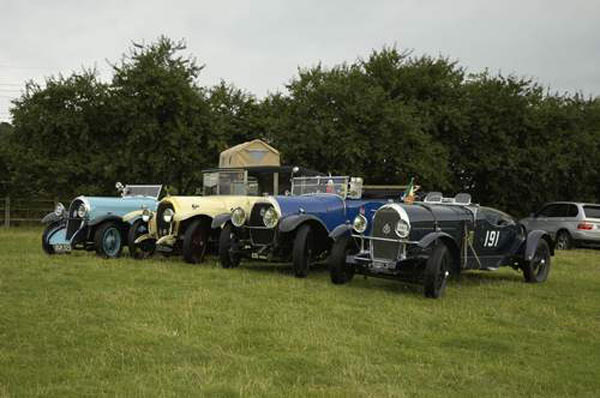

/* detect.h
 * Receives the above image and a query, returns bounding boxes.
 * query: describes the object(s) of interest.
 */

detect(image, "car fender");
[278,214,329,234]
[211,213,231,229]
[417,231,461,272]
[88,215,125,227]
[123,209,144,225]
[524,230,555,261]
[329,224,353,241]
[41,212,64,225]
[417,231,456,249]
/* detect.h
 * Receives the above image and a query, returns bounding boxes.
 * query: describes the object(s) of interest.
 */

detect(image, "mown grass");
[0,228,599,397]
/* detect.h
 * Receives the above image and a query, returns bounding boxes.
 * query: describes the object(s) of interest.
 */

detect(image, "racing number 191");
[484,230,500,247]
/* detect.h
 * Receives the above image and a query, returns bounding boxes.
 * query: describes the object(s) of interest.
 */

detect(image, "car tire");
[423,242,452,299]
[183,219,209,264]
[293,224,314,278]
[522,239,551,283]
[329,235,356,284]
[128,219,155,260]
[219,223,241,268]
[94,222,123,259]
[42,221,63,255]
[555,230,572,250]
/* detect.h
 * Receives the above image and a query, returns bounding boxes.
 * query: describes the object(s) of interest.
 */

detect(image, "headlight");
[77,203,88,218]
[54,202,65,217]
[231,207,246,227]
[163,208,174,223]
[262,207,279,228]
[142,208,152,223]
[353,214,368,234]
[395,219,410,238]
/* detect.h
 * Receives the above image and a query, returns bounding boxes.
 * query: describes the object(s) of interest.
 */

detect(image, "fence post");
[4,196,9,228]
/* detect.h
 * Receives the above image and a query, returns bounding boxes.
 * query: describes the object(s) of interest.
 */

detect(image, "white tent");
[219,139,280,168]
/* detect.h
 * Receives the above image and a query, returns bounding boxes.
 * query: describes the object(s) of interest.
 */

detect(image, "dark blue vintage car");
[41,183,162,258]
[215,176,403,277]
[328,192,554,298]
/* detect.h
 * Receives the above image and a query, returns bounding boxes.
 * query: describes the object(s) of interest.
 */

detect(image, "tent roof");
[219,139,280,168]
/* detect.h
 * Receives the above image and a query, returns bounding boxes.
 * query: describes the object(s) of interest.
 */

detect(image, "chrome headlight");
[54,202,65,217]
[77,203,88,218]
[262,207,279,229]
[395,219,410,238]
[353,214,368,234]
[142,208,152,223]
[231,207,246,227]
[163,208,174,223]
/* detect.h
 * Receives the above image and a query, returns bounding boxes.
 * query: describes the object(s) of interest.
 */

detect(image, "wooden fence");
[0,197,64,227]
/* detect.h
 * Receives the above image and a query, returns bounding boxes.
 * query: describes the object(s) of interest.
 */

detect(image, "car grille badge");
[382,223,391,235]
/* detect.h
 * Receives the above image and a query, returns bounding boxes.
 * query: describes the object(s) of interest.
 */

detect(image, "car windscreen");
[291,176,348,198]
[202,170,258,196]
[124,185,162,199]
[583,205,600,219]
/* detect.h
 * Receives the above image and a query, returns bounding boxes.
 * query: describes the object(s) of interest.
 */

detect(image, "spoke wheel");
[219,223,241,268]
[128,219,155,259]
[183,219,209,264]
[555,231,571,250]
[293,224,314,278]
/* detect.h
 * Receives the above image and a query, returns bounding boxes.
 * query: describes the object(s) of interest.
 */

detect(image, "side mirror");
[115,182,124,192]
[292,166,300,175]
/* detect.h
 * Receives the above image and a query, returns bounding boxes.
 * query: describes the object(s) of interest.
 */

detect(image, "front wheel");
[522,239,551,283]
[94,222,123,259]
[329,235,356,284]
[423,242,452,299]
[42,221,64,255]
[219,223,241,268]
[292,224,314,278]
[128,219,155,259]
[183,219,209,264]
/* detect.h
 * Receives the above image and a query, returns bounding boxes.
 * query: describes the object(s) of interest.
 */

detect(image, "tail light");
[577,222,594,230]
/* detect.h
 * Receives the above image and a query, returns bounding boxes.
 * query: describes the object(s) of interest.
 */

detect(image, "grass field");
[0,228,599,397]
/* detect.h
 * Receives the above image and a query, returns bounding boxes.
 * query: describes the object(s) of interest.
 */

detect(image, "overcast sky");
[1,0,599,122]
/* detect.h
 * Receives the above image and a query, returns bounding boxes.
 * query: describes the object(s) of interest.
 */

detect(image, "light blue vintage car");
[41,183,162,258]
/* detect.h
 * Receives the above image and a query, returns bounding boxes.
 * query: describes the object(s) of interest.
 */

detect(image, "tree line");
[1,36,599,216]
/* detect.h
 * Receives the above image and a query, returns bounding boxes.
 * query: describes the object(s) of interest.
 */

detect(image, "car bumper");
[572,230,600,245]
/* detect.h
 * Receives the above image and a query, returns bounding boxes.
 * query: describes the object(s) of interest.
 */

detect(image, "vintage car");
[328,192,554,298]
[131,166,321,263]
[217,176,405,277]
[41,183,162,258]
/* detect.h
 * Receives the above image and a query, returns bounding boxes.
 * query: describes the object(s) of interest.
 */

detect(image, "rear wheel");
[555,230,572,250]
[128,219,155,259]
[424,242,452,299]
[219,223,241,268]
[293,224,314,278]
[94,222,123,259]
[523,239,551,283]
[183,219,209,264]
[329,235,356,284]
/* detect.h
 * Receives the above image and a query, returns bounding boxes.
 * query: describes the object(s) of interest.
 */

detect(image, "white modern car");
[520,202,600,250]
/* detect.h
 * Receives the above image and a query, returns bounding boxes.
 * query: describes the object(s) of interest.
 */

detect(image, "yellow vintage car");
[131,166,321,263]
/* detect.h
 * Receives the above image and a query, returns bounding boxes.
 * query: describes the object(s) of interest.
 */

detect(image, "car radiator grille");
[248,203,275,245]
[371,208,401,261]
[65,200,84,240]
[156,202,175,237]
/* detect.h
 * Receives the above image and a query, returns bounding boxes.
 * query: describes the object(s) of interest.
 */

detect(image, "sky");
[1,0,599,123]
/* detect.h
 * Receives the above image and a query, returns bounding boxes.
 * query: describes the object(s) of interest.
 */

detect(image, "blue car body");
[41,184,162,257]
[221,176,403,276]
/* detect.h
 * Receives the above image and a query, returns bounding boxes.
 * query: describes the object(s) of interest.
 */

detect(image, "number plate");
[53,244,72,253]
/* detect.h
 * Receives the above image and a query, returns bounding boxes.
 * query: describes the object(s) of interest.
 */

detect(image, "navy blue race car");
[215,176,404,277]
[328,192,554,298]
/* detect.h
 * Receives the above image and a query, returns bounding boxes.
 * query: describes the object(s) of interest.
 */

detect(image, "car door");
[529,204,561,233]
[469,208,519,269]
